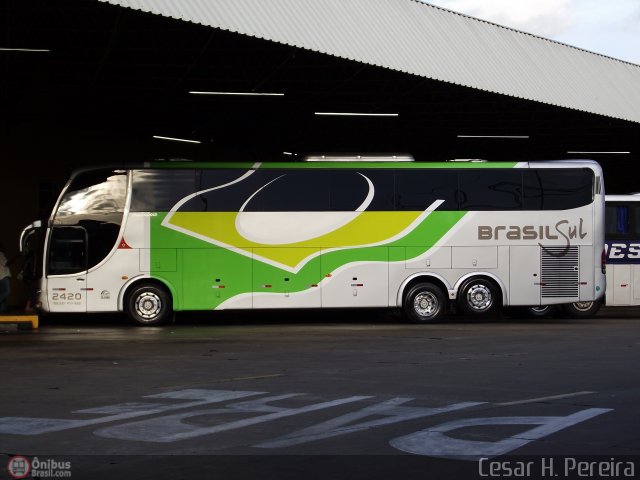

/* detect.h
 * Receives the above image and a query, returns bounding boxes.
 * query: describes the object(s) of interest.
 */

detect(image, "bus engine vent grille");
[540,246,579,298]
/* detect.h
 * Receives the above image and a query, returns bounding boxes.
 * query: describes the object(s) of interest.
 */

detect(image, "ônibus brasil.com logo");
[6,456,30,479]
[7,456,72,478]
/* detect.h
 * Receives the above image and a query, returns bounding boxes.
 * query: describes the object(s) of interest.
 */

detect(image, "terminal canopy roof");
[2,0,639,191]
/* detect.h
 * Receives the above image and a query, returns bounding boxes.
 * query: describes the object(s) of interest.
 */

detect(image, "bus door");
[46,225,88,312]
[509,246,541,305]
[19,220,44,303]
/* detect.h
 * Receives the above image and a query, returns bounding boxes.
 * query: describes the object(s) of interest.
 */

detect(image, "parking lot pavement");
[1,307,639,479]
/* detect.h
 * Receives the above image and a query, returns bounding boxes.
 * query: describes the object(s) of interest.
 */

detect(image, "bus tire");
[458,277,499,316]
[126,283,173,326]
[525,305,556,318]
[562,299,602,318]
[403,283,446,323]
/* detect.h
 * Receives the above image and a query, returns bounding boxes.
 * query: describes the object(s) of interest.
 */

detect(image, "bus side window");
[330,170,394,211]
[605,204,633,239]
[632,205,640,236]
[247,170,331,212]
[48,226,87,275]
[605,205,621,236]
[395,170,458,211]
[616,206,630,235]
[458,170,522,210]
[523,169,593,210]
[131,170,198,212]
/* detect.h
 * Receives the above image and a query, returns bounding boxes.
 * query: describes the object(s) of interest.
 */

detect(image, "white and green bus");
[20,158,606,325]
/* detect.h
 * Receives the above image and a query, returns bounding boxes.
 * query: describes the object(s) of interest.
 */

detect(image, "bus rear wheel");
[404,283,446,323]
[126,283,173,326]
[458,278,499,316]
[525,305,556,318]
[562,299,602,318]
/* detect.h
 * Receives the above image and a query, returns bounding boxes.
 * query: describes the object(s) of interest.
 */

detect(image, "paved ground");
[1,307,639,479]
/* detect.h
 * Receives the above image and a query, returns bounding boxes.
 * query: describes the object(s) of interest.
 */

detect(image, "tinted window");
[458,170,522,210]
[83,220,123,269]
[395,170,458,211]
[131,170,198,212]
[53,169,127,271]
[177,168,395,212]
[248,170,332,211]
[523,169,593,210]
[186,169,270,212]
[633,206,640,236]
[331,170,394,211]
[21,228,43,283]
[137,167,594,214]
[605,205,628,237]
[48,226,87,275]
[605,203,640,239]
[55,169,127,224]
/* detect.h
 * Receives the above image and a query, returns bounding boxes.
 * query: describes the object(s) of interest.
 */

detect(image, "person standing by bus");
[0,242,11,312]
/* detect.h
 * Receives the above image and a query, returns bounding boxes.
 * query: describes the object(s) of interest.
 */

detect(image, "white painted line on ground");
[390,408,612,459]
[497,391,595,406]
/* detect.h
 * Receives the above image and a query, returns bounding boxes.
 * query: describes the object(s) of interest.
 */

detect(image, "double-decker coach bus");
[19,157,606,326]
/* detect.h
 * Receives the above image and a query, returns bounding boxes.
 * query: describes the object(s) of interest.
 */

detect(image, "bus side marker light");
[119,238,132,249]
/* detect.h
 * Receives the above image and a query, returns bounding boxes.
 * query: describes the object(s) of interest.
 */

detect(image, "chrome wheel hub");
[467,284,492,311]
[135,292,162,320]
[414,292,439,318]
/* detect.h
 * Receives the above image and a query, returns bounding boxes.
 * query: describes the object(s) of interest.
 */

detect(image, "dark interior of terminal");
[1,0,639,307]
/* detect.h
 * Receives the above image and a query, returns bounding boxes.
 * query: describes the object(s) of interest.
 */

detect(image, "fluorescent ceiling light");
[283,152,297,156]
[189,91,284,96]
[447,159,488,162]
[457,135,529,139]
[304,154,413,162]
[315,112,398,117]
[152,135,201,144]
[567,151,630,154]
[0,47,50,52]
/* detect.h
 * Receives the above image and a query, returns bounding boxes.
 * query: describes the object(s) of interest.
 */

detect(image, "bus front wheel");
[126,283,173,326]
[403,283,446,323]
[458,278,500,316]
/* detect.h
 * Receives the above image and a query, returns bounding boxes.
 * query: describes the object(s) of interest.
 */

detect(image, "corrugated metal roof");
[99,0,640,124]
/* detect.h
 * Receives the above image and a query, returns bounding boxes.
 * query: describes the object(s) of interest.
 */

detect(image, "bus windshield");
[51,169,128,273]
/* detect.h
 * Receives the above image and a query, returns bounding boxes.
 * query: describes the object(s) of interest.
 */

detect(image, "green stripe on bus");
[149,210,466,310]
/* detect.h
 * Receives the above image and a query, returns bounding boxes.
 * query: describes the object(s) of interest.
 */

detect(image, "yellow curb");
[0,314,39,329]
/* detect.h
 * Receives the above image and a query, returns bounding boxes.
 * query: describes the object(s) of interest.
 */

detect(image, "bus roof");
[66,158,603,176]
[606,194,640,202]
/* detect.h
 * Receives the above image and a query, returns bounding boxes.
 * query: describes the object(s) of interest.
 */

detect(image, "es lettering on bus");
[606,243,640,260]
